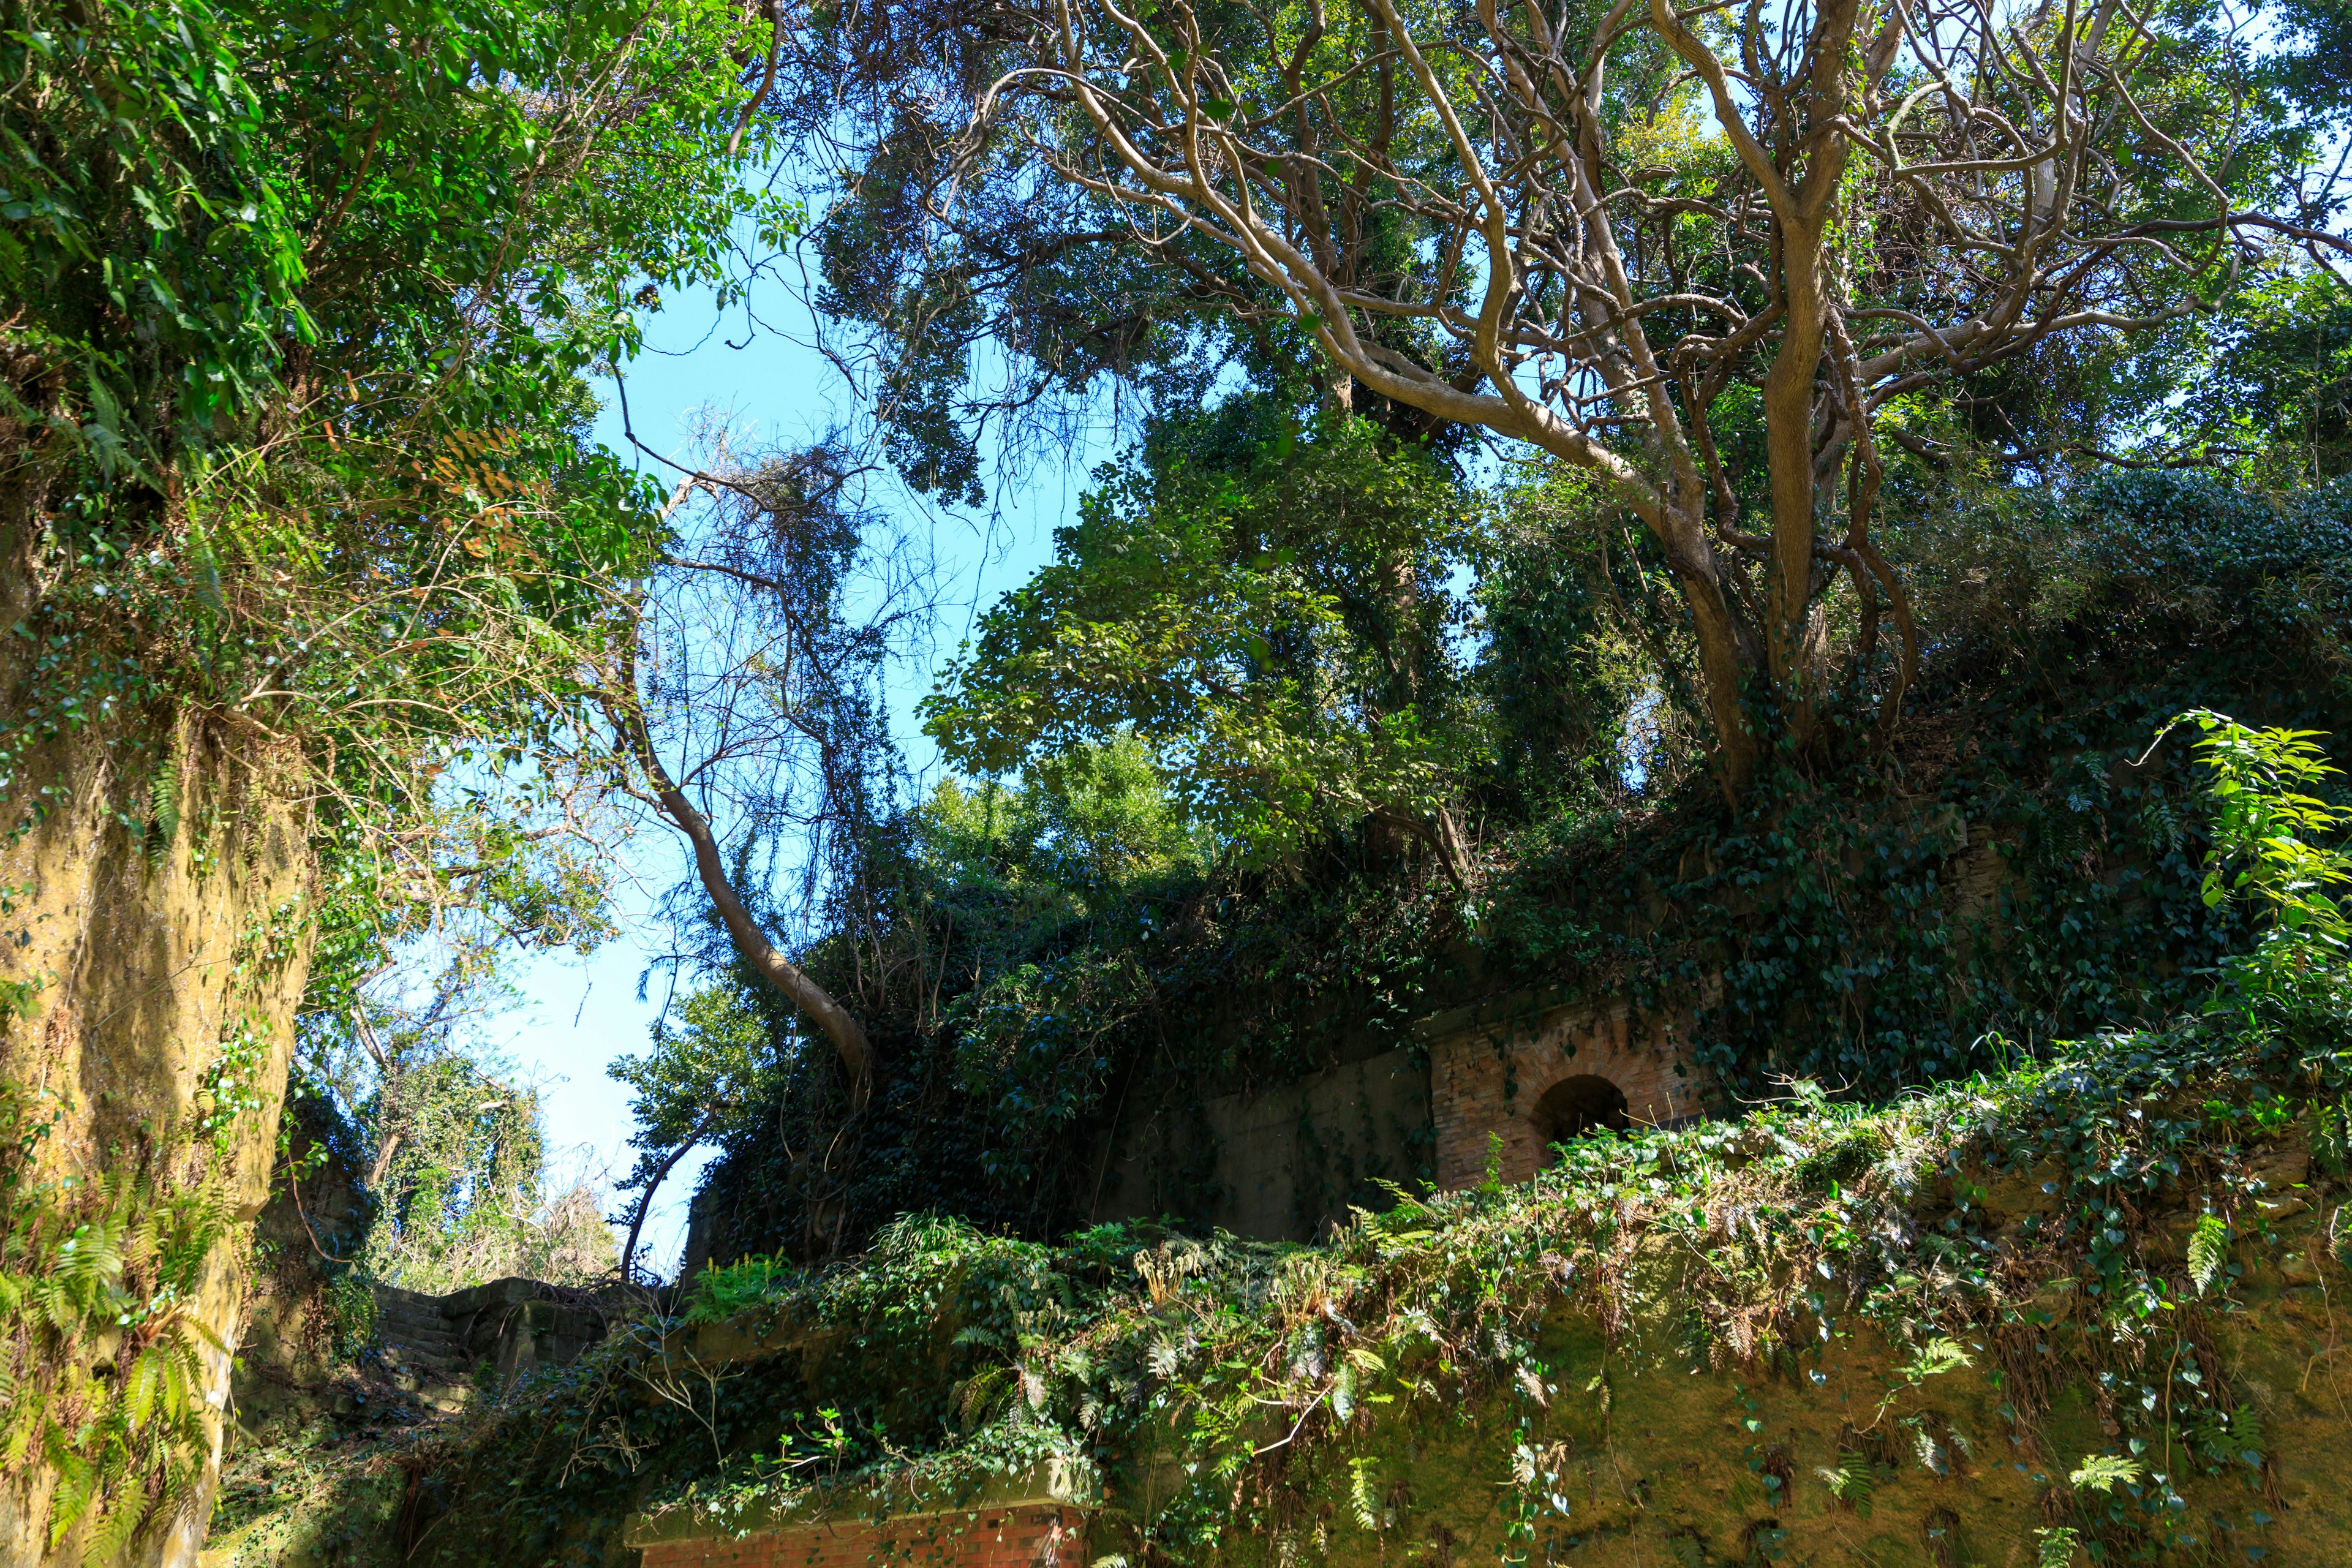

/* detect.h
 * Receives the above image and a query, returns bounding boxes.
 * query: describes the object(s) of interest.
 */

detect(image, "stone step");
[364,1276,616,1384]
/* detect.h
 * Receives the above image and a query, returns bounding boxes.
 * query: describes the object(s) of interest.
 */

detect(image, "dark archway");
[1533,1074,1630,1159]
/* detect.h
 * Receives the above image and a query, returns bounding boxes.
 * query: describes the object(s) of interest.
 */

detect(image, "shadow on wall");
[1082,985,1711,1243]
[1088,1047,1432,1242]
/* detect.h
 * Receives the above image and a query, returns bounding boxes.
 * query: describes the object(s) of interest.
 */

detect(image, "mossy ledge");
[206,1001,2352,1568]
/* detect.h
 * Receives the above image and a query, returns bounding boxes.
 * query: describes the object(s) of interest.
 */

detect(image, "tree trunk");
[605,666,873,1106]
[620,1107,719,1283]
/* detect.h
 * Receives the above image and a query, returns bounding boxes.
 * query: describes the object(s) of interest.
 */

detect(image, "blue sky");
[495,279,1115,1276]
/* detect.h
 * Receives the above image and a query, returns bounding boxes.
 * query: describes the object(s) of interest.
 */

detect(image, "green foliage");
[2184,273,2352,484]
[2035,1526,2084,1567]
[679,464,2352,1261]
[288,960,2352,1565]
[925,406,1485,860]
[2171,709,2351,1016]
[613,986,781,1164]
[1,0,790,470]
[358,1052,613,1295]
[2068,1454,2142,1493]
[0,0,307,453]
[0,1080,238,1558]
[1474,473,2352,1103]
[921,734,1209,897]
[201,713,2352,1553]
[2187,1213,2230,1295]
[0,0,788,1113]
[1813,1452,1885,1517]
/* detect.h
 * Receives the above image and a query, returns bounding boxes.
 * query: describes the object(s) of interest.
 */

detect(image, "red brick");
[1428,994,1712,1191]
[651,1506,1088,1568]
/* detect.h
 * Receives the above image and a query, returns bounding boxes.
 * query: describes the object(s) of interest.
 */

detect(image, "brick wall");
[638,1506,1087,1568]
[1428,997,1708,1191]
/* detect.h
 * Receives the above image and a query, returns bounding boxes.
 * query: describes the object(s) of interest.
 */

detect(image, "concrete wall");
[1085,986,1717,1238]
[1090,1047,1431,1241]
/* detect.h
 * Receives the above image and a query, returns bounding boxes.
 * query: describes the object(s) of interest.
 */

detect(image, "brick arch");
[1531,1073,1630,1157]
[1426,991,1714,1190]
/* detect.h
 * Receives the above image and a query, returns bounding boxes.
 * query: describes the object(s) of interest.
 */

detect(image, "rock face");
[369,1278,613,1401]
[0,712,315,1568]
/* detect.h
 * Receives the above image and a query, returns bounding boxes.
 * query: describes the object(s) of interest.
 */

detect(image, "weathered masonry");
[1420,987,1709,1191]
[624,1461,1092,1568]
[1088,982,1709,1241]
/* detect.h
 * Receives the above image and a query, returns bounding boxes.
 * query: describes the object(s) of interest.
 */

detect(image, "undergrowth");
[1,1082,244,1562]
[251,998,2345,1568]
[215,714,2351,1566]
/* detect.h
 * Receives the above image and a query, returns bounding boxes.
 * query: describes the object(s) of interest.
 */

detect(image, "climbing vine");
[681,472,2351,1262]
[209,715,2352,1566]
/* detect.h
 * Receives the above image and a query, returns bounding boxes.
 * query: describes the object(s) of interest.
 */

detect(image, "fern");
[1814,1450,1877,1517]
[44,1437,96,1547]
[124,1350,160,1433]
[1899,1336,1973,1384]
[2,1078,236,1554]
[81,1493,145,1568]
[1348,1455,1383,1531]
[951,1366,1012,1431]
[2068,1453,2141,1492]
[2188,1212,2230,1293]
[0,1362,31,1470]
[144,750,180,863]
[2035,1526,2081,1567]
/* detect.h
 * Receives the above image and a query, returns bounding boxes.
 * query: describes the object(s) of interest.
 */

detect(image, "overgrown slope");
[206,999,2352,1567]
[202,715,2352,1567]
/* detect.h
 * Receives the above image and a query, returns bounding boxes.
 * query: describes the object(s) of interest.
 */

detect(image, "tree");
[927,0,2346,793]
[0,0,779,1555]
[922,402,1485,870]
[597,437,933,1109]
[606,986,780,1280]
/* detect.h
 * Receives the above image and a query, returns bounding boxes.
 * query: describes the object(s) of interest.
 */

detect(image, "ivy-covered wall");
[685,466,2352,1267]
[197,992,2352,1568]
[1090,1045,1430,1241]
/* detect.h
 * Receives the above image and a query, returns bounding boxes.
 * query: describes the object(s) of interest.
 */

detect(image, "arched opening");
[1533,1074,1629,1158]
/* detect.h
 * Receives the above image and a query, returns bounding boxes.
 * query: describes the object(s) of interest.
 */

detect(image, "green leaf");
[2188,1213,2229,1294]
[2068,1453,2141,1493]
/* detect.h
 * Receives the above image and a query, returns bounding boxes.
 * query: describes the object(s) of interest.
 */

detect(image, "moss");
[1791,1125,1891,1191]
[206,997,2352,1567]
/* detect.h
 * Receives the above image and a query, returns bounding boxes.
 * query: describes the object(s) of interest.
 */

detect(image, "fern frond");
[123,1348,160,1433]
[2068,1453,2140,1492]
[145,750,181,863]
[2188,1213,2230,1294]
[1348,1456,1382,1531]
[81,1492,145,1568]
[44,1435,97,1548]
